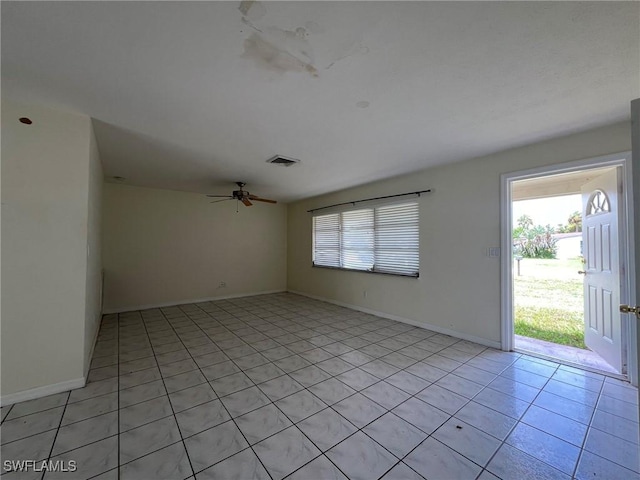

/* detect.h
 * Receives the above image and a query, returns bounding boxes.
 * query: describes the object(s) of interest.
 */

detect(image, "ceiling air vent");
[266,155,300,167]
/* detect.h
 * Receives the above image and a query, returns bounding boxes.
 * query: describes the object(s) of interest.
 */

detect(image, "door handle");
[577,270,587,275]
[620,305,640,319]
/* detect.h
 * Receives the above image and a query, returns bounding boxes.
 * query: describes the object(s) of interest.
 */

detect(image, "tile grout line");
[478,361,562,477]
[158,303,275,479]
[194,303,423,405]
[187,300,406,477]
[128,316,623,480]
[117,313,121,480]
[115,314,640,478]
[11,294,635,480]
[244,301,517,467]
[5,296,622,480]
[184,299,477,478]
[570,374,607,478]
[40,391,71,480]
[4,323,120,476]
[477,358,627,477]
[371,354,519,476]
[2,326,496,472]
[0,404,14,425]
[185,299,357,478]
[480,359,612,474]
[41,317,117,478]
[92,319,183,479]
[390,354,560,477]
[375,352,519,477]
[133,309,198,478]
[186,302,359,480]
[84,318,120,479]
[265,332,506,478]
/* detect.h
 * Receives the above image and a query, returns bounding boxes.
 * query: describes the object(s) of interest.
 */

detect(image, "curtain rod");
[307,189,431,213]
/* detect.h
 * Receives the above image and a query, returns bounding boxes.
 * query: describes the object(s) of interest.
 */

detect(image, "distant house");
[553,232,582,259]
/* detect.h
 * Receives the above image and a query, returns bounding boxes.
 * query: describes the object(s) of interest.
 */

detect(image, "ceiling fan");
[206,182,277,207]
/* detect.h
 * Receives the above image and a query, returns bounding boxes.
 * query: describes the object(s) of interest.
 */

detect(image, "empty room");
[2,1,639,479]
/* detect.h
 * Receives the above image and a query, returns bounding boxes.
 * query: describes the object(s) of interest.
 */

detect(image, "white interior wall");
[1,101,101,402]
[287,122,631,347]
[102,184,287,312]
[84,124,104,374]
[0,100,631,404]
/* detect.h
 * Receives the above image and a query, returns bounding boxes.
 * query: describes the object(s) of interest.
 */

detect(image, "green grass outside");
[513,258,586,349]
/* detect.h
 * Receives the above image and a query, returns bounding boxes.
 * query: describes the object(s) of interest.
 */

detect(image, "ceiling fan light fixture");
[266,155,300,167]
[206,182,277,207]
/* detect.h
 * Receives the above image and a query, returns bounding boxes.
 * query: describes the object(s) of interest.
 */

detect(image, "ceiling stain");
[242,32,318,77]
[238,1,319,77]
[241,16,263,34]
[304,21,324,34]
[325,43,369,70]
[239,1,266,34]
[238,1,266,22]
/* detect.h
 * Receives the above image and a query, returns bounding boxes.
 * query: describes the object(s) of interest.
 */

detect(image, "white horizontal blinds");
[313,213,340,267]
[374,202,419,275]
[341,209,374,270]
[313,200,419,276]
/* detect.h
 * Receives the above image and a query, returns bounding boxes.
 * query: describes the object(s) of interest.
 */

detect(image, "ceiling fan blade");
[210,198,233,204]
[248,195,277,204]
[241,197,253,207]
[206,195,233,198]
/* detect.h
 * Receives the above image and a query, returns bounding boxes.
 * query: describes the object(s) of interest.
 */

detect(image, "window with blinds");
[312,201,419,277]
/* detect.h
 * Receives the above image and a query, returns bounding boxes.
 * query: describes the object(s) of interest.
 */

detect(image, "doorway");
[500,153,636,383]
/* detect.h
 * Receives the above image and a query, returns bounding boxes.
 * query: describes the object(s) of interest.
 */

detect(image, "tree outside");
[512,214,557,259]
[556,210,582,233]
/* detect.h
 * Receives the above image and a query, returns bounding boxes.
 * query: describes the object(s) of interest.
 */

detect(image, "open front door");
[581,168,623,372]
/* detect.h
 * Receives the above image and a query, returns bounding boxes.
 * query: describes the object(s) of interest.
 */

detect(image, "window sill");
[312,264,419,278]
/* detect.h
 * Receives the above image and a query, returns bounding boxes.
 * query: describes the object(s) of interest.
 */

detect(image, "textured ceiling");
[2,1,638,202]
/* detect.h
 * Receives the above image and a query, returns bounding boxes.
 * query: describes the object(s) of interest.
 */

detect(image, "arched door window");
[586,190,610,216]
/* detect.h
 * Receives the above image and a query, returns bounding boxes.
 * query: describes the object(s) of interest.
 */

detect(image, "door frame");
[500,152,636,384]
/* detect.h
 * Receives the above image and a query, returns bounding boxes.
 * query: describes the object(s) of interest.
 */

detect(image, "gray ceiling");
[2,1,638,202]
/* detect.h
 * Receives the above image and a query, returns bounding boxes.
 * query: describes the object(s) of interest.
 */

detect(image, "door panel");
[588,286,597,329]
[586,227,597,269]
[602,224,612,271]
[582,168,622,372]
[602,289,613,340]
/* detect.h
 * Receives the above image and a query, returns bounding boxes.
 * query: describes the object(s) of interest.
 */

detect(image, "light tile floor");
[1,293,638,479]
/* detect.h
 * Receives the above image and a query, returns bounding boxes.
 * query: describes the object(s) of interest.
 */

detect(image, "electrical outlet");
[219,281,227,288]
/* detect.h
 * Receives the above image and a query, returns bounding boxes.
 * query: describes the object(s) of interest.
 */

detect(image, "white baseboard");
[288,290,501,350]
[1,377,86,407]
[102,289,287,314]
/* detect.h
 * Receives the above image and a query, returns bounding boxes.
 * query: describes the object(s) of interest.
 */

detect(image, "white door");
[581,168,622,372]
